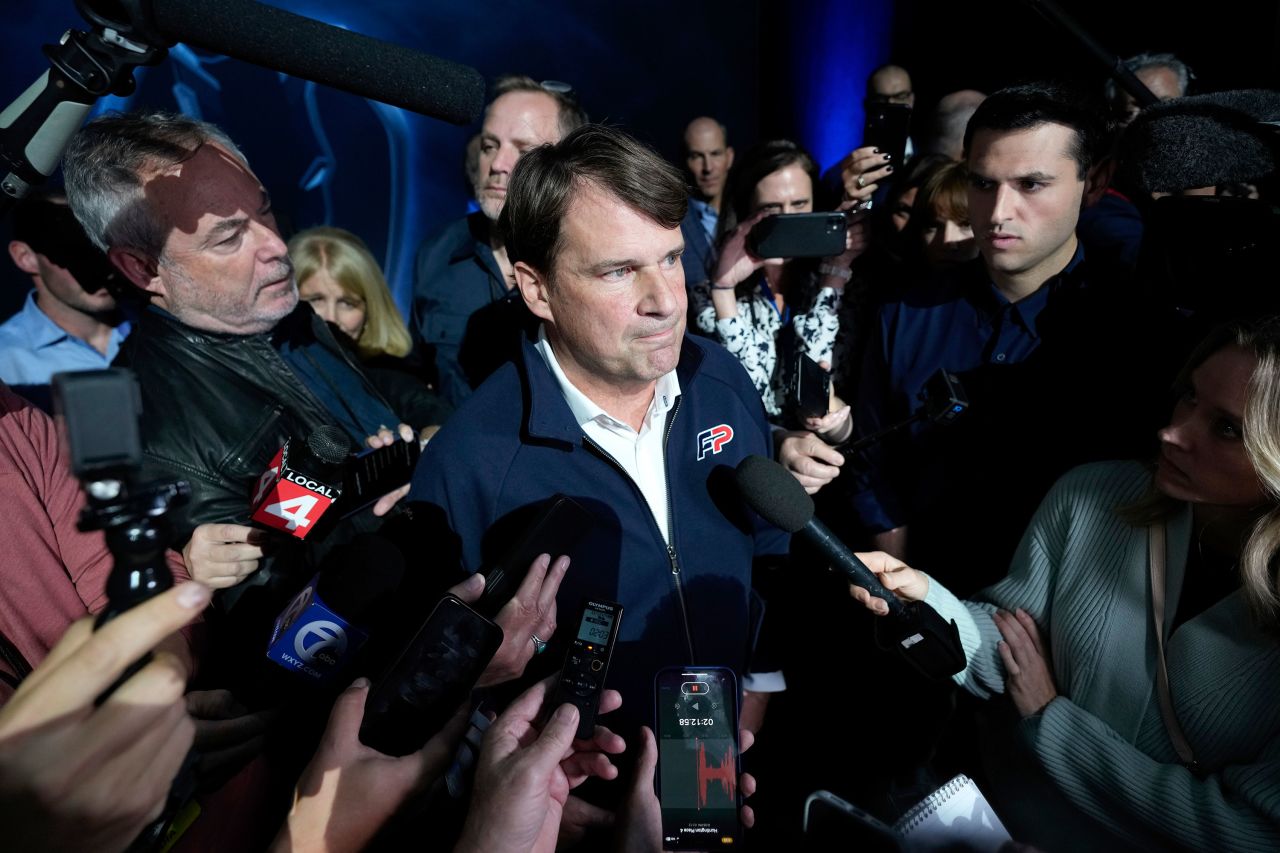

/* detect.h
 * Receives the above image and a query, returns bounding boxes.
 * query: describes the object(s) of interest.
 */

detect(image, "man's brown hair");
[499,125,687,278]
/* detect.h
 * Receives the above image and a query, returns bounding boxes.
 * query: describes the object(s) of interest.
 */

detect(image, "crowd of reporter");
[0,39,1278,853]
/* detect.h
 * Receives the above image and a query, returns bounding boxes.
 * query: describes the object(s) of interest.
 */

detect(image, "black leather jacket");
[115,304,400,546]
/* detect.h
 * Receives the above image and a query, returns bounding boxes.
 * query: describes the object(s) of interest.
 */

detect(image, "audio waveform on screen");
[695,739,735,809]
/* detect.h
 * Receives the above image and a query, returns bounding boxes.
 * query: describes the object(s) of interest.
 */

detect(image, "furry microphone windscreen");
[1119,89,1280,194]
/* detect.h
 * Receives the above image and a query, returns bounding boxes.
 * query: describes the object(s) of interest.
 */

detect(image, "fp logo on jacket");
[696,424,734,460]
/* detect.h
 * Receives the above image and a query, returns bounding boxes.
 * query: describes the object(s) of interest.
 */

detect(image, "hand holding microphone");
[735,455,965,679]
[846,550,931,614]
[249,426,422,539]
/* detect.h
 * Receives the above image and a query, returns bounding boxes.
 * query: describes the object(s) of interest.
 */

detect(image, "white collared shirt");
[534,327,784,693]
[535,327,680,542]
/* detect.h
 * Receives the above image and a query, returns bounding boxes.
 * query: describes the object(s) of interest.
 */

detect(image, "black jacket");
[114,304,402,547]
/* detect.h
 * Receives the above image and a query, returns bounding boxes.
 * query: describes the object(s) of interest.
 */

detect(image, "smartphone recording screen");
[657,668,740,849]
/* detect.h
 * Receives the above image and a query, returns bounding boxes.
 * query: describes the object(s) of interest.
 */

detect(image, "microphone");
[734,455,966,679]
[0,0,483,217]
[249,426,424,537]
[89,0,486,125]
[264,532,405,687]
[249,427,349,539]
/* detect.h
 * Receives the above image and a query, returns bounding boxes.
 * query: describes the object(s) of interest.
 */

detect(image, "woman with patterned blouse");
[691,140,865,422]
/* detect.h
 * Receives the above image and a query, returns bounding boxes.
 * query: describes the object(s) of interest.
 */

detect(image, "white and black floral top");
[692,276,842,418]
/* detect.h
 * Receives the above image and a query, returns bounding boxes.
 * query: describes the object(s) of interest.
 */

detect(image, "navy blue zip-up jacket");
[406,332,788,735]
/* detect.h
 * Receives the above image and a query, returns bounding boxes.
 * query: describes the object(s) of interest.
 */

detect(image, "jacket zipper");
[581,395,696,663]
[660,397,697,663]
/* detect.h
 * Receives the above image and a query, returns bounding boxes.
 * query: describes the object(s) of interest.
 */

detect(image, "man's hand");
[365,423,416,516]
[994,608,1058,718]
[838,145,894,202]
[614,726,756,853]
[271,679,471,853]
[455,676,624,853]
[185,689,274,793]
[777,430,845,494]
[479,553,569,687]
[0,581,210,853]
[182,523,275,589]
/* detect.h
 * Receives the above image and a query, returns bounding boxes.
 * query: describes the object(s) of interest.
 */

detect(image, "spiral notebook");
[891,774,1011,852]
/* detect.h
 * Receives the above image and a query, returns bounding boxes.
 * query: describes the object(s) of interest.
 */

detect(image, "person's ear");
[724,147,735,170]
[108,247,166,298]
[514,260,553,323]
[1083,158,1116,208]
[8,241,40,275]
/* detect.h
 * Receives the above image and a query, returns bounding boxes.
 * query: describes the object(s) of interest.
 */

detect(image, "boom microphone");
[0,0,484,216]
[83,0,486,125]
[734,455,965,679]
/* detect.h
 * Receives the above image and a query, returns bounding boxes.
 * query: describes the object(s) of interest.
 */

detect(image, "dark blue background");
[2,0,1276,316]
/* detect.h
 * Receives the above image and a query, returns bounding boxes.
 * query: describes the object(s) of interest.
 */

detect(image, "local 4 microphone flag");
[250,440,340,539]
[266,574,370,686]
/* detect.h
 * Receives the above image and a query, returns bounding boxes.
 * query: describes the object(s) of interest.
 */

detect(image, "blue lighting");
[787,0,895,171]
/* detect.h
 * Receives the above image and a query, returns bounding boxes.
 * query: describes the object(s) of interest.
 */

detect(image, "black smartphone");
[550,599,623,739]
[477,494,594,617]
[339,437,422,517]
[655,667,741,850]
[789,353,831,418]
[863,102,912,170]
[358,593,503,757]
[747,212,847,259]
[803,790,904,852]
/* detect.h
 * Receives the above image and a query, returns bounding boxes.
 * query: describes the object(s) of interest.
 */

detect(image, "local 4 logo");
[250,446,334,538]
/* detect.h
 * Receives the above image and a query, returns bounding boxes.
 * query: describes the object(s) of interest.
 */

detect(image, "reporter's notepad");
[892,774,1012,852]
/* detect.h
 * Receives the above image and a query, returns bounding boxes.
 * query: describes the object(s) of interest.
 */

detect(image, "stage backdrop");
[2,1,1274,318]
[0,0,772,315]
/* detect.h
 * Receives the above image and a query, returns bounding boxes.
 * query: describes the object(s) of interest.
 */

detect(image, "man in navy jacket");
[407,125,788,742]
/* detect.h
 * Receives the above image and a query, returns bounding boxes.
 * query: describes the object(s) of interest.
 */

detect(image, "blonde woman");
[289,226,414,360]
[852,318,1280,851]
[289,226,450,433]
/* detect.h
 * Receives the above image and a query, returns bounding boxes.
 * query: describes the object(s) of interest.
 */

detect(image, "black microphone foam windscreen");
[1120,89,1280,194]
[150,0,485,125]
[734,455,815,534]
[308,425,352,466]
